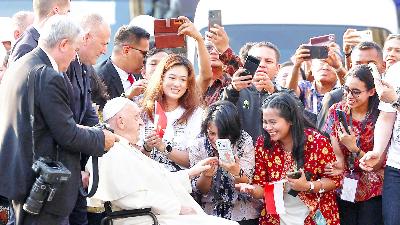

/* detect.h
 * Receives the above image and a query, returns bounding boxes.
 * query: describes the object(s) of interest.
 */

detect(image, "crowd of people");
[1,0,400,225]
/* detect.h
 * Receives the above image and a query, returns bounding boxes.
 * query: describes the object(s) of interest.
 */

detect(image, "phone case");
[241,55,260,77]
[355,30,373,42]
[216,139,234,164]
[303,45,328,59]
[154,18,185,49]
[208,10,222,30]
[336,110,351,134]
[310,34,335,46]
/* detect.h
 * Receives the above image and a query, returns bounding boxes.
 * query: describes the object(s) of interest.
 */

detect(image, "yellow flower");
[254,175,260,181]
[322,147,328,154]
[261,208,266,216]
[308,135,314,142]
[268,162,272,167]
[274,156,281,165]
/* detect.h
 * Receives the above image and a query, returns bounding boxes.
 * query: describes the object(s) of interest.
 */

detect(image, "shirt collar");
[112,62,130,81]
[42,48,59,72]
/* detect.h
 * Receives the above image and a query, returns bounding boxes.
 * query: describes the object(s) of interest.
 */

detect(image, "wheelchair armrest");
[101,202,158,225]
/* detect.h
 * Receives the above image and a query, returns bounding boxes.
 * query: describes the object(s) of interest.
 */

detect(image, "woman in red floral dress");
[322,65,383,225]
[239,92,341,225]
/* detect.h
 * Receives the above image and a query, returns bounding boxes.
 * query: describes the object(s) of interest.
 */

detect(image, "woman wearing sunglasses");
[322,64,383,225]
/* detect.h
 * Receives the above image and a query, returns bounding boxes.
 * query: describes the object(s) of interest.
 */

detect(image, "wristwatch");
[164,144,173,155]
[308,181,315,193]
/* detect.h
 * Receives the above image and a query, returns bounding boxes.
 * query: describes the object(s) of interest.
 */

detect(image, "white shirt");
[378,62,400,169]
[112,62,134,92]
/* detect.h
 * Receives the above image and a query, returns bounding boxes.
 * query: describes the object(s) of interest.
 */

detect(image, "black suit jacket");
[94,58,123,108]
[66,59,99,126]
[0,48,105,216]
[9,26,40,63]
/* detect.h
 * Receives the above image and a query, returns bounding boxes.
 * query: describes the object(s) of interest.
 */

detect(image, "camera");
[23,157,71,215]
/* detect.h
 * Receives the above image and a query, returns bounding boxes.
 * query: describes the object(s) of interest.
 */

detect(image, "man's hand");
[125,79,147,99]
[293,45,311,66]
[359,151,381,172]
[374,79,399,103]
[180,206,197,215]
[205,24,229,53]
[103,129,118,151]
[177,16,203,41]
[231,68,252,91]
[343,28,361,55]
[325,43,343,70]
[81,171,90,188]
[253,71,275,93]
[188,157,218,179]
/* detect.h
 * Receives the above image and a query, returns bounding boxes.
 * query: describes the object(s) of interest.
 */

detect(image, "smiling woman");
[140,54,203,172]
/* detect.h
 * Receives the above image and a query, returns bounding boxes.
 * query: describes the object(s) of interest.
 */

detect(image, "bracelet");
[143,144,152,153]
[344,51,352,58]
[355,148,362,158]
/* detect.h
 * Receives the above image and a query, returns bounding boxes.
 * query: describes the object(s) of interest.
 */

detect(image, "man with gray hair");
[11,11,34,40]
[65,13,111,225]
[9,0,70,63]
[0,15,117,225]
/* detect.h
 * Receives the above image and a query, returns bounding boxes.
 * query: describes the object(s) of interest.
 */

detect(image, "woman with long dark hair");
[323,64,383,225]
[141,54,203,171]
[189,101,261,225]
[239,92,340,225]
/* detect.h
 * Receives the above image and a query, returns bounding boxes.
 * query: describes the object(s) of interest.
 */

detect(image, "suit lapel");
[106,59,124,96]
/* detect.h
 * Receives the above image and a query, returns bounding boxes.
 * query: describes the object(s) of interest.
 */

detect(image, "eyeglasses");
[125,45,148,57]
[343,85,367,98]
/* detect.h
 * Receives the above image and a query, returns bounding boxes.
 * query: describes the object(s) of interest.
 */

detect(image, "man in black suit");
[94,25,150,108]
[65,13,111,225]
[8,0,71,64]
[0,15,117,225]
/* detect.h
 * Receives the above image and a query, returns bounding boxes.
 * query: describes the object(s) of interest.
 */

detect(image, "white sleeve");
[184,107,204,148]
[380,62,400,112]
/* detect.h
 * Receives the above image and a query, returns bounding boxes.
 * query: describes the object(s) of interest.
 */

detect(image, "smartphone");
[287,171,302,179]
[310,34,335,46]
[354,30,373,42]
[144,124,154,137]
[216,139,234,164]
[208,10,222,30]
[303,45,329,59]
[241,55,260,77]
[336,110,351,134]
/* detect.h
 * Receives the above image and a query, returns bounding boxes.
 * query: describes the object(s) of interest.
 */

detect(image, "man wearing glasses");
[94,25,150,109]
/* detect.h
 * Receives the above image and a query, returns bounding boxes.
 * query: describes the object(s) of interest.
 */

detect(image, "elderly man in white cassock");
[86,97,239,225]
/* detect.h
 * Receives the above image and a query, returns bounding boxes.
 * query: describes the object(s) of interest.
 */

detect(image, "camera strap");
[79,157,99,198]
[27,66,41,160]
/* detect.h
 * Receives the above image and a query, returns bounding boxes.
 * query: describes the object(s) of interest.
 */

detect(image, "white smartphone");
[216,139,234,164]
[354,30,373,42]
[368,62,381,80]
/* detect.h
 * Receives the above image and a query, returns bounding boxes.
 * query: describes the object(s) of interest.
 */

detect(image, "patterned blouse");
[253,128,341,225]
[203,47,241,106]
[189,131,262,222]
[323,101,384,202]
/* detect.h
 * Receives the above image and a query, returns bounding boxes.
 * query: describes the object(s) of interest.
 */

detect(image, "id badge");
[312,209,327,225]
[340,177,358,202]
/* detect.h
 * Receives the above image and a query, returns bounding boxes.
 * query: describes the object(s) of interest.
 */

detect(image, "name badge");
[340,177,358,202]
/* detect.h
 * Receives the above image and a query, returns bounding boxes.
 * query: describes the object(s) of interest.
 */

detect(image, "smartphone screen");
[216,139,234,164]
[241,55,260,77]
[303,46,328,59]
[208,10,222,30]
